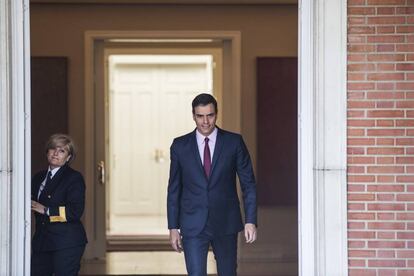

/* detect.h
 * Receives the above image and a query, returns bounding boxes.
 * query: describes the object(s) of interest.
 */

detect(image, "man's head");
[192,93,218,115]
[192,93,218,136]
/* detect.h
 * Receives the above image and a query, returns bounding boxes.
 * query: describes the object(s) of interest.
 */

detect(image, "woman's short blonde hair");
[45,133,76,164]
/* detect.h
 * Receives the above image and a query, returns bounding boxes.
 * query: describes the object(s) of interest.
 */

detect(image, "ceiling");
[30,0,298,5]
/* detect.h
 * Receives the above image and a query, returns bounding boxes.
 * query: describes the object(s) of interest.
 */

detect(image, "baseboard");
[106,234,171,251]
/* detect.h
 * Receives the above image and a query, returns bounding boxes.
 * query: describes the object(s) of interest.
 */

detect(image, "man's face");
[193,103,217,136]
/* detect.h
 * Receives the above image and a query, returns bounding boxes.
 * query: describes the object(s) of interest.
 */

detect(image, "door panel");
[108,57,212,235]
[257,57,298,206]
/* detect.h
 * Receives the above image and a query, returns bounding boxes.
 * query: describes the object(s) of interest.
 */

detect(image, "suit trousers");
[182,221,238,276]
[31,245,85,276]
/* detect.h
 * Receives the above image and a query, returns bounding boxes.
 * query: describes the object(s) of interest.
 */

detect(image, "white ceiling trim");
[30,0,297,5]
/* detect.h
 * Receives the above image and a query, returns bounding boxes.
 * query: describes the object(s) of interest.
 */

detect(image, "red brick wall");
[348,0,414,275]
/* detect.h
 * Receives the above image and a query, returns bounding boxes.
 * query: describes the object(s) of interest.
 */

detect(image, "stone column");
[0,0,31,275]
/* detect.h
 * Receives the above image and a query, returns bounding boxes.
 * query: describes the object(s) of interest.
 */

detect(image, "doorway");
[84,32,240,259]
[105,53,222,241]
[0,1,349,275]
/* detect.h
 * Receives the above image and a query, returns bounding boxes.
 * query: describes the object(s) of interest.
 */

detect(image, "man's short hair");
[192,93,218,114]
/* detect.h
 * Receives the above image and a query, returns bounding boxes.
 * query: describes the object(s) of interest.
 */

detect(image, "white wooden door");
[107,55,212,235]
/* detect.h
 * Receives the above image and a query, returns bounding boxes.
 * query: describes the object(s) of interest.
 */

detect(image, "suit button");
[41,222,45,225]
[47,195,51,198]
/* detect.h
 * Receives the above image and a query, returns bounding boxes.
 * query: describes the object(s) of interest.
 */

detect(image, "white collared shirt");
[48,166,61,179]
[196,127,218,165]
[37,166,61,199]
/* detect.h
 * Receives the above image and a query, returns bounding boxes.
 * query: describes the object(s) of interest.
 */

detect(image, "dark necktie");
[203,137,211,178]
[38,171,52,199]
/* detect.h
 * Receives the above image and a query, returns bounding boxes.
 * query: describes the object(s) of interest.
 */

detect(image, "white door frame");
[105,49,223,237]
[1,0,348,274]
[0,0,32,275]
[83,30,242,258]
[298,0,348,275]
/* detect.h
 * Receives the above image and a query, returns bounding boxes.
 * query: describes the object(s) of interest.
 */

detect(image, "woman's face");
[47,143,71,169]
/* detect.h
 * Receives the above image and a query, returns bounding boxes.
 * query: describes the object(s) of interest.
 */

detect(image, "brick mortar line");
[348,187,411,188]
[348,182,414,183]
[347,107,414,109]
[348,6,412,8]
[349,31,414,32]
[348,183,412,184]
[346,99,414,100]
[348,118,414,119]
[352,258,414,260]
[348,45,414,46]
[348,167,414,169]
[348,65,414,67]
[347,95,414,96]
[348,66,414,68]
[347,196,414,198]
[350,245,414,247]
[349,263,414,265]
[348,49,413,51]
[348,54,414,55]
[349,237,414,238]
[348,203,414,205]
[348,230,410,231]
[348,109,414,111]
[348,266,413,269]
[347,135,414,137]
[347,39,414,41]
[348,15,413,17]
[348,209,414,211]
[347,201,414,203]
[350,266,414,270]
[348,249,413,251]
[349,256,414,258]
[347,146,413,147]
[347,147,413,148]
[348,74,414,75]
[348,74,414,76]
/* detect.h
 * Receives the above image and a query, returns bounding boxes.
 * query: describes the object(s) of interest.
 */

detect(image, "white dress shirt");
[37,166,61,199]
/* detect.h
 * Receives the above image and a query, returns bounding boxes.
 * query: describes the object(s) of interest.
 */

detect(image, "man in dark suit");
[167,93,257,276]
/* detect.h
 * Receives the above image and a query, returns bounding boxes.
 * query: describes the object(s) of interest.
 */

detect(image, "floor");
[80,251,217,275]
[108,216,168,236]
[80,207,299,276]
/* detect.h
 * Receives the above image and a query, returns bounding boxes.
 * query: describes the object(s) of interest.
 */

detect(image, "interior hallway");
[30,3,298,276]
[79,207,297,276]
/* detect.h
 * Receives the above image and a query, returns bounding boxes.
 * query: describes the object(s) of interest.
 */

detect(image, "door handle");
[97,161,105,185]
[154,149,165,163]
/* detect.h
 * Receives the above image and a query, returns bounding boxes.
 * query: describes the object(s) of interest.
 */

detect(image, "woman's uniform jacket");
[31,165,87,252]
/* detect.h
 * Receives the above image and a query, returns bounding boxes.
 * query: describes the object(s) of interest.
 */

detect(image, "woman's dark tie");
[38,171,52,199]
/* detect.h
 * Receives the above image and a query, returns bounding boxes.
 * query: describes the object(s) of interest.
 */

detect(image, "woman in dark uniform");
[31,134,87,276]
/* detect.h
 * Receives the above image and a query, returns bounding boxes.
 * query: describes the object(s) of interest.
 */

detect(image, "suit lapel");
[191,130,205,176]
[191,128,224,182]
[211,128,224,177]
[40,165,68,199]
[33,171,47,200]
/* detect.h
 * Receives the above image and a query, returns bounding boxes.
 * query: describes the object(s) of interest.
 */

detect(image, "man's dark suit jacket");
[167,127,257,237]
[31,165,87,252]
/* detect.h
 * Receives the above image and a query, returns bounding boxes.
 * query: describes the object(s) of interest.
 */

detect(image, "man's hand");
[169,229,183,253]
[244,223,257,243]
[31,200,46,214]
